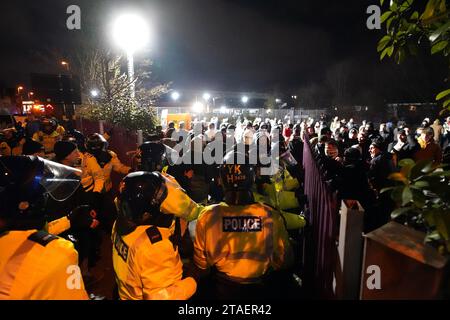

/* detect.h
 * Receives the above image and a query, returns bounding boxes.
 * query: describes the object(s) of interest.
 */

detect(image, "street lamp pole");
[113,13,150,100]
[127,51,135,99]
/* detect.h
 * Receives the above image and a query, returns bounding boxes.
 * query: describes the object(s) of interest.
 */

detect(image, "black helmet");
[41,118,55,135]
[0,156,81,231]
[220,151,255,205]
[116,171,173,235]
[138,141,166,172]
[86,133,108,153]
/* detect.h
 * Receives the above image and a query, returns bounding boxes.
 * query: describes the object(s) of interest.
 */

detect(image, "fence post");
[335,200,365,299]
[99,120,104,135]
[137,130,143,146]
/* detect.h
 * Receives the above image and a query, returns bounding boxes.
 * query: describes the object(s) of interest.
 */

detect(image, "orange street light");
[61,61,70,71]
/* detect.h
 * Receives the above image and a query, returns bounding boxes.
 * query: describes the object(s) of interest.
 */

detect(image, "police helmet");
[86,133,108,153]
[138,141,179,172]
[138,141,166,172]
[0,156,81,230]
[41,118,55,134]
[117,172,173,233]
[220,151,255,193]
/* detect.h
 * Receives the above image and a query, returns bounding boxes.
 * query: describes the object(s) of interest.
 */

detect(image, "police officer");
[32,118,62,156]
[86,133,131,193]
[0,128,25,156]
[0,156,89,299]
[85,133,131,229]
[193,151,294,299]
[112,171,197,300]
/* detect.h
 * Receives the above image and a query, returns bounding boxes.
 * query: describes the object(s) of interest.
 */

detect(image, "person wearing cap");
[54,141,82,167]
[22,140,45,157]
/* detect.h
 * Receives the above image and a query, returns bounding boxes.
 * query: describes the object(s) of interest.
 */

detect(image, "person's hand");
[68,205,99,229]
[88,209,100,229]
[184,169,194,179]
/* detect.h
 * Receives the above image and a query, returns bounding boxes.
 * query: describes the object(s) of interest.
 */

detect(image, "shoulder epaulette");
[146,226,163,244]
[28,230,59,247]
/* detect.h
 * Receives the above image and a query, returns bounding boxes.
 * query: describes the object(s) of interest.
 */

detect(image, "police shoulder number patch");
[28,230,58,246]
[222,216,263,232]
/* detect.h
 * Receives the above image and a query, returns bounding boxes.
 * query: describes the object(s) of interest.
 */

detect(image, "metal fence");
[302,136,340,299]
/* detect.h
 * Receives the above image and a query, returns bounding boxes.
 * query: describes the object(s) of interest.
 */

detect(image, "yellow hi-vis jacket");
[112,223,197,300]
[159,173,204,222]
[253,192,306,230]
[100,151,131,193]
[32,130,61,154]
[0,229,88,300]
[0,138,25,156]
[80,153,105,193]
[84,151,130,193]
[193,202,294,283]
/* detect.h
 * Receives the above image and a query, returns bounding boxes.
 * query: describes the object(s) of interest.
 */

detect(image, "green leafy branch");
[381,158,450,254]
[377,0,450,114]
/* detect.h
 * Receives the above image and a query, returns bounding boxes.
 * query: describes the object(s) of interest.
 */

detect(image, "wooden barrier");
[360,221,449,299]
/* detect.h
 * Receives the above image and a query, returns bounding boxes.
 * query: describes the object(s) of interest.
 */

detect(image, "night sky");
[0,0,444,97]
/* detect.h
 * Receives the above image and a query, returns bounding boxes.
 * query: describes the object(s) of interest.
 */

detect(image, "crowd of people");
[303,116,450,231]
[1,111,449,300]
[0,112,306,300]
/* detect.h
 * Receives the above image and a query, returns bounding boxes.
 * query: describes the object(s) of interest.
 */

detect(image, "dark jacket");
[368,152,395,192]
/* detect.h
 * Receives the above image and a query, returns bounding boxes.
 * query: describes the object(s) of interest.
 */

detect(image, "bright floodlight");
[90,89,99,97]
[203,93,211,101]
[113,13,150,54]
[241,96,249,104]
[171,91,180,101]
[192,101,204,113]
